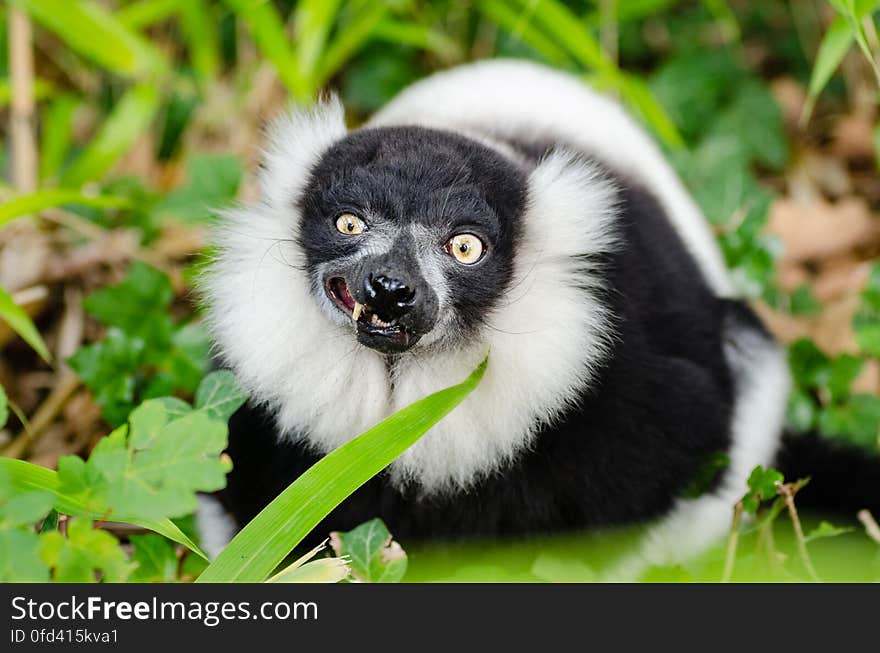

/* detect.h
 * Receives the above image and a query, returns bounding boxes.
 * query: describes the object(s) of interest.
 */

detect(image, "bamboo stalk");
[9,8,37,192]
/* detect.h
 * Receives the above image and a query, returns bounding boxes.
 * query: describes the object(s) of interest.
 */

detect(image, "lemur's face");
[298,127,527,354]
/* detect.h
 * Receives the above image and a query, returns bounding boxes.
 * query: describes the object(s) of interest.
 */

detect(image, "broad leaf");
[39,519,133,583]
[330,518,407,583]
[195,370,249,421]
[130,533,180,582]
[0,457,207,559]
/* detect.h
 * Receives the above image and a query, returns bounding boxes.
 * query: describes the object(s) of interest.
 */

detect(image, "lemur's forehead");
[301,125,528,234]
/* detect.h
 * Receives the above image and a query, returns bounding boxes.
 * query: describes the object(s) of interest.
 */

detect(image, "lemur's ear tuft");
[259,94,347,210]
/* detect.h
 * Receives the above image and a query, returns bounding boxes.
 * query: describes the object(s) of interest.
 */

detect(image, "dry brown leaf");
[771,77,807,130]
[811,258,870,302]
[768,196,880,262]
[831,111,877,163]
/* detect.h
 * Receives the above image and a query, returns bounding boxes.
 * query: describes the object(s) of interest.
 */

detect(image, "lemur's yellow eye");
[446,233,484,265]
[336,213,366,235]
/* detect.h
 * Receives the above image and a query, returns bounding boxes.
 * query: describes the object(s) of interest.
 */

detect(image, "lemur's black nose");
[365,273,416,317]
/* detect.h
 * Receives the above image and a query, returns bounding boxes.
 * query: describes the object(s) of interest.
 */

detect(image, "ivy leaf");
[786,389,818,433]
[0,466,55,527]
[805,520,854,543]
[68,328,144,426]
[330,518,407,583]
[789,285,821,316]
[162,323,212,393]
[710,79,788,170]
[650,49,743,143]
[83,262,174,339]
[0,528,49,582]
[39,519,133,583]
[151,154,242,224]
[194,370,249,421]
[742,465,784,514]
[827,354,864,403]
[788,338,832,390]
[817,394,880,447]
[130,533,179,582]
[682,451,730,498]
[70,262,211,425]
[56,403,231,522]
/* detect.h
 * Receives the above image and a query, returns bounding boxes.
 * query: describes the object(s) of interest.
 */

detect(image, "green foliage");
[0,285,52,363]
[13,0,168,79]
[331,518,408,583]
[787,338,880,447]
[0,384,7,428]
[69,262,210,425]
[59,83,160,188]
[653,49,787,301]
[476,0,682,147]
[129,533,180,582]
[39,518,134,582]
[854,264,880,356]
[0,370,247,581]
[0,190,130,228]
[197,358,486,582]
[805,520,854,542]
[193,370,249,421]
[682,451,730,498]
[0,456,205,556]
[5,0,880,585]
[742,465,784,514]
[0,466,54,582]
[57,410,227,522]
[805,1,880,120]
[150,154,242,224]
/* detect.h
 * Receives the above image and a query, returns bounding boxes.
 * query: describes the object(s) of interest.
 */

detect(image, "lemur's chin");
[325,277,420,353]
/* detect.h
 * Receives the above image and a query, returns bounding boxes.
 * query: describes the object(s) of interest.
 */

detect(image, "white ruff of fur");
[370,59,734,297]
[389,151,618,490]
[202,99,394,445]
[202,98,619,493]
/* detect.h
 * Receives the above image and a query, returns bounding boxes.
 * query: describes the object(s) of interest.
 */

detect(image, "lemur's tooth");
[352,302,364,322]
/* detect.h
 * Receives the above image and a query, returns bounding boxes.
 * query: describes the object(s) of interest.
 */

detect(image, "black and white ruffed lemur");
[197,60,880,574]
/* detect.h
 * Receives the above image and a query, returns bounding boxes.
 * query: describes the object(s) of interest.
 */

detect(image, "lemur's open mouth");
[326,277,410,349]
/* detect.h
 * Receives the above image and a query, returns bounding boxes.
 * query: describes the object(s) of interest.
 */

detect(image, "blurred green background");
[1,0,880,582]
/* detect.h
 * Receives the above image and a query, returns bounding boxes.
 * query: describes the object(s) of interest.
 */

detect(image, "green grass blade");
[196,357,487,583]
[180,0,220,82]
[12,0,167,78]
[371,19,460,60]
[803,15,854,124]
[222,0,311,100]
[0,190,130,227]
[117,0,180,30]
[0,287,52,363]
[39,95,79,182]
[60,83,160,188]
[504,0,617,77]
[0,457,207,560]
[618,74,685,148]
[315,1,389,88]
[484,0,681,147]
[293,0,343,81]
[700,0,741,42]
[477,0,571,66]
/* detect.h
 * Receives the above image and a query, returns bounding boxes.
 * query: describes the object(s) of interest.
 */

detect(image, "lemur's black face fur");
[297,126,527,353]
